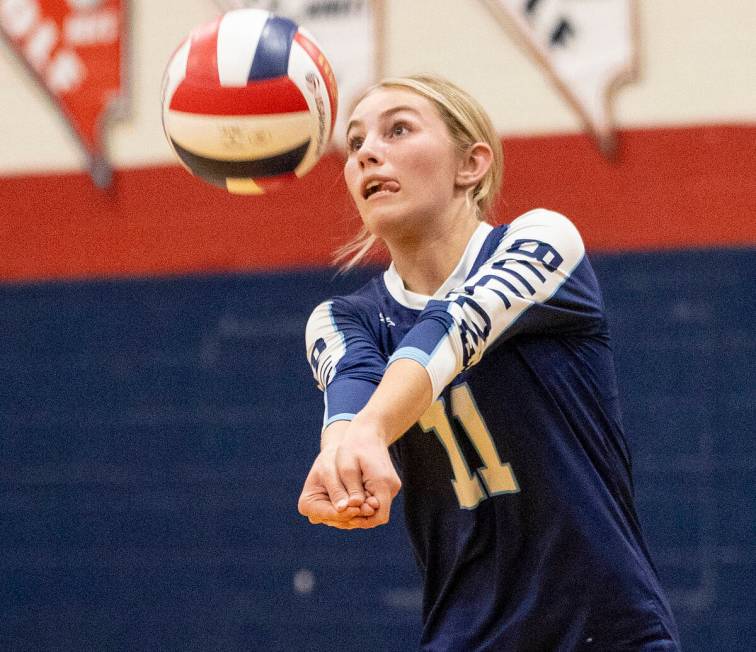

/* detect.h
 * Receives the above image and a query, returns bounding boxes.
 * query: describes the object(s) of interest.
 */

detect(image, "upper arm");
[390,210,603,398]
[445,209,592,353]
[306,300,347,392]
[305,298,386,428]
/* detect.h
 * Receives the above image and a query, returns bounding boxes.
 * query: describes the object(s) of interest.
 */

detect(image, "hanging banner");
[484,0,638,155]
[0,0,127,187]
[214,0,384,147]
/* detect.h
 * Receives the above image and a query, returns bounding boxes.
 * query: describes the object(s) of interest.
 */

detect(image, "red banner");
[0,0,127,186]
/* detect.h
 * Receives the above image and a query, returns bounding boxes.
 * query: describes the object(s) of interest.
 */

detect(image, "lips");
[362,177,400,199]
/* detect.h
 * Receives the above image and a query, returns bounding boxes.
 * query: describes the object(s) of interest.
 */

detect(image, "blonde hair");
[335,74,504,271]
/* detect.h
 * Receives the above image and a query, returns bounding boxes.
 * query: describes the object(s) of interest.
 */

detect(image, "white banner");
[484,0,638,154]
[215,0,383,147]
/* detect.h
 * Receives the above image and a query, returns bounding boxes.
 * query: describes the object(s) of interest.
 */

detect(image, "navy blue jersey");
[306,210,680,651]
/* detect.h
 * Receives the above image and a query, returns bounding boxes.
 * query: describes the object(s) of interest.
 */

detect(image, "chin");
[363,208,425,243]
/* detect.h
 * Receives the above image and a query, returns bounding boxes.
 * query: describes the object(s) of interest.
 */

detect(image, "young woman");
[298,74,680,651]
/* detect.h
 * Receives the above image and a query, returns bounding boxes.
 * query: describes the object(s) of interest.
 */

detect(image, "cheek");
[408,148,457,197]
[343,160,361,200]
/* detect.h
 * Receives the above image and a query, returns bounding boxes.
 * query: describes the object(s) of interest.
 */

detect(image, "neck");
[386,207,481,296]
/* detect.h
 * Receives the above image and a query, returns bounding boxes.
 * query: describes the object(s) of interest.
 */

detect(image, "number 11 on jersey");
[419,384,520,509]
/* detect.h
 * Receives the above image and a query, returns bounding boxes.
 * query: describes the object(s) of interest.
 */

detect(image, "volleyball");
[161,8,338,194]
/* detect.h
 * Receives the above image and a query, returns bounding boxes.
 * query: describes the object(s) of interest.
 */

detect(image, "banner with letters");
[484,0,638,155]
[215,0,384,147]
[0,0,127,187]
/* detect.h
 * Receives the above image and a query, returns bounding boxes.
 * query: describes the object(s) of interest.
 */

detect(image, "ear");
[455,142,493,190]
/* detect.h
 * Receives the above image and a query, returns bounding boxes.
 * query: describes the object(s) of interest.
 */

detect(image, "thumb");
[336,447,367,507]
[321,466,350,512]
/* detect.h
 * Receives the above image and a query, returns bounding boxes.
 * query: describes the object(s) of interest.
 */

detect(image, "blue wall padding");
[0,249,753,651]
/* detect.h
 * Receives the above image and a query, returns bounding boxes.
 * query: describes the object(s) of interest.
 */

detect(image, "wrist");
[320,419,352,451]
[350,411,392,446]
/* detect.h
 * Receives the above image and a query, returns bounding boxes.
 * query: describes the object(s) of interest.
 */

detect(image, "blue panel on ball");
[249,15,298,81]
[170,139,310,186]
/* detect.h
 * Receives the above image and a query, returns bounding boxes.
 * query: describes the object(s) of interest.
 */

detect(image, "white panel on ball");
[165,111,312,160]
[216,10,269,86]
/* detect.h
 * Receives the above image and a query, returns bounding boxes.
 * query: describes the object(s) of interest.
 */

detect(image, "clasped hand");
[297,418,401,529]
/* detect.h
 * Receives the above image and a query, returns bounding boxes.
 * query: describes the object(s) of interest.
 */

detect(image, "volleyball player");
[298,74,680,651]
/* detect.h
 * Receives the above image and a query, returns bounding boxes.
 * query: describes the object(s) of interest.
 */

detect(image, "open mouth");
[363,179,400,199]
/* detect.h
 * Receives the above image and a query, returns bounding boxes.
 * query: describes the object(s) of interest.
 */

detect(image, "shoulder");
[503,208,583,243]
[305,274,385,346]
[494,208,585,262]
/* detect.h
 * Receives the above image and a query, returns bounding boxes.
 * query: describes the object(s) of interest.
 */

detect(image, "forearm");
[351,358,433,446]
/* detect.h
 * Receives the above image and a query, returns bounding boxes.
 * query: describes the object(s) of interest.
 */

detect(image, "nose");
[356,133,383,168]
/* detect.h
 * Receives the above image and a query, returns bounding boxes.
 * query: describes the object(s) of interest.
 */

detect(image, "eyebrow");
[346,105,422,136]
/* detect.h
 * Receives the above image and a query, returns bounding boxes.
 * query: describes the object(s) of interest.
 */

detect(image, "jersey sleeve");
[305,297,386,429]
[389,209,604,400]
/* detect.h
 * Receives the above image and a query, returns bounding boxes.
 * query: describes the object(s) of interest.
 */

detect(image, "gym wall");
[1,1,754,650]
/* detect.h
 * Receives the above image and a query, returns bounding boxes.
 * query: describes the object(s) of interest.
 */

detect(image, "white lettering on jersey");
[379,312,395,327]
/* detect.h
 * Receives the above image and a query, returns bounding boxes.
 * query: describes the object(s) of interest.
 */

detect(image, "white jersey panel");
[305,300,346,391]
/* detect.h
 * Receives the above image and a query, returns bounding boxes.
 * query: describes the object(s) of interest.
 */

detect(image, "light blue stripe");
[324,412,357,428]
[389,346,431,367]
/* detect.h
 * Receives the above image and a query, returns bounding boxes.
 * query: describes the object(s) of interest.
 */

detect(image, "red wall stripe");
[1,124,753,283]
[500,124,755,252]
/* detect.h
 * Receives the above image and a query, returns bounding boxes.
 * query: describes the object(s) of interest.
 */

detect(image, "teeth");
[364,179,399,198]
[364,180,383,198]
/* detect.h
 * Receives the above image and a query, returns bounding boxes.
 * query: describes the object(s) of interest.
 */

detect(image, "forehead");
[347,87,441,129]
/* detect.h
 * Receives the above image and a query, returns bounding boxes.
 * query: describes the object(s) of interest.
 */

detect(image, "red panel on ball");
[169,76,308,116]
[185,16,222,85]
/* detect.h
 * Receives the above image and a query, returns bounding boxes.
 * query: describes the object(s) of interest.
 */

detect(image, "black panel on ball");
[171,140,310,184]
